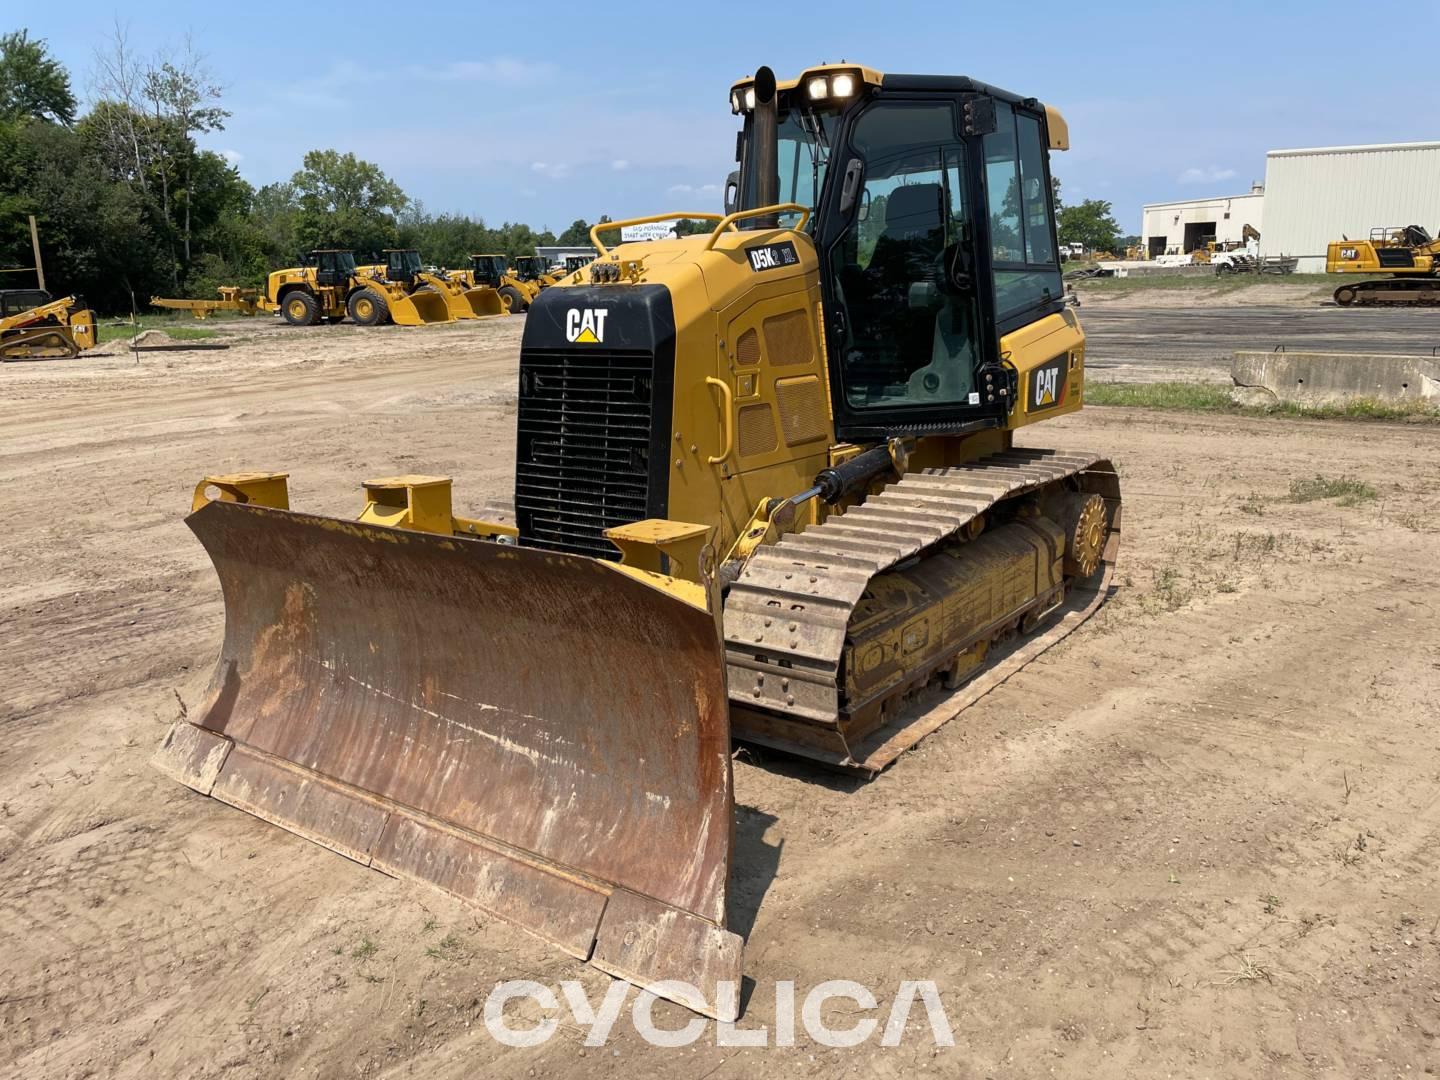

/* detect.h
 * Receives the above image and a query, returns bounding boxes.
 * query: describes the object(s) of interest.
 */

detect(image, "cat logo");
[1030,357,1067,410]
[565,307,608,344]
[1340,246,1358,260]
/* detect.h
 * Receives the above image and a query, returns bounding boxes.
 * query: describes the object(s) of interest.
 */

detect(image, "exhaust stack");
[752,66,779,228]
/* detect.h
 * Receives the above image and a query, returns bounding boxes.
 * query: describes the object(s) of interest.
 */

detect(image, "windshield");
[740,104,839,229]
[336,252,356,275]
[394,251,422,274]
[472,255,505,282]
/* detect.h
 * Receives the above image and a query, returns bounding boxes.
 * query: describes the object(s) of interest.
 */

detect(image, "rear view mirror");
[724,171,739,216]
[838,158,864,215]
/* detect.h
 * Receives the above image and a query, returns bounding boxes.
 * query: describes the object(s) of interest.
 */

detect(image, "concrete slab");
[1231,350,1440,406]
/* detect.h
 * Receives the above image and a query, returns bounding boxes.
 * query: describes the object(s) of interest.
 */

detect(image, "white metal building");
[1141,187,1265,258]
[1258,141,1440,272]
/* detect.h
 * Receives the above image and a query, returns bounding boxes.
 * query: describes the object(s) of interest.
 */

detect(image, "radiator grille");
[515,348,660,560]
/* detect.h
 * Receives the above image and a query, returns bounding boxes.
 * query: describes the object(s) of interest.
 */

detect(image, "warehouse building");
[1141,141,1440,273]
[1259,141,1440,272]
[1141,186,1265,258]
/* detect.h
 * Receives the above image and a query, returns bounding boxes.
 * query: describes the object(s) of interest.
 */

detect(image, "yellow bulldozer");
[461,253,538,312]
[151,249,453,326]
[155,63,1120,1021]
[1327,225,1440,306]
[0,289,98,359]
[362,249,505,320]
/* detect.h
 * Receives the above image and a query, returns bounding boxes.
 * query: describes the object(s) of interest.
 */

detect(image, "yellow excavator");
[1328,225,1440,306]
[151,250,453,326]
[363,249,505,320]
[0,290,98,359]
[155,64,1120,1021]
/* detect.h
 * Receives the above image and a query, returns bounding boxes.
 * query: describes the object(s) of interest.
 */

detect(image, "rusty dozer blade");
[388,287,453,325]
[155,500,742,1019]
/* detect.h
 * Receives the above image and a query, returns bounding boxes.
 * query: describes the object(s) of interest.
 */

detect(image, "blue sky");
[19,1,1440,234]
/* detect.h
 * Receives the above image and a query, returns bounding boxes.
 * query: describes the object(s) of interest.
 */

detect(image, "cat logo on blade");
[746,241,799,273]
[565,308,608,344]
[1030,356,1068,410]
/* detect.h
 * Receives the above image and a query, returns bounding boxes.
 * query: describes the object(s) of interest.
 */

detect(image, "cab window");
[983,102,1061,320]
[825,102,982,411]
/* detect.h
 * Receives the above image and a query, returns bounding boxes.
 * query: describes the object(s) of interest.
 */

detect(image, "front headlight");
[831,72,856,97]
[807,76,828,99]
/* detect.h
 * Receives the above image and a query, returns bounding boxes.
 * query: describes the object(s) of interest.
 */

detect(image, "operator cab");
[384,249,425,284]
[729,66,1065,439]
[470,254,508,287]
[513,256,546,282]
[0,289,53,317]
[307,249,357,287]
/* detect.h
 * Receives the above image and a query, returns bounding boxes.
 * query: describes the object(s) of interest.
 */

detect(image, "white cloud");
[666,182,721,196]
[220,148,243,165]
[531,161,571,180]
[421,57,556,83]
[611,159,629,171]
[1178,166,1238,185]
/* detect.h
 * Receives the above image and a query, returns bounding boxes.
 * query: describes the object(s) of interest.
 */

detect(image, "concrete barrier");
[1231,350,1440,407]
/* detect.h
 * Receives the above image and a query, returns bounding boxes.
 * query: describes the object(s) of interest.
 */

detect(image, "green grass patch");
[96,314,223,344]
[1087,380,1440,422]
[1085,382,1234,409]
[1287,475,1377,505]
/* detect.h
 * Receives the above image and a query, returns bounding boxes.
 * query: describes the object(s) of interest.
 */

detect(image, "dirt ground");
[3,304,1439,1079]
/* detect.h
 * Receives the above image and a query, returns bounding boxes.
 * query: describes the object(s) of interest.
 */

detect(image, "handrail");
[702,204,810,251]
[704,377,734,464]
[586,203,812,258]
[589,212,728,258]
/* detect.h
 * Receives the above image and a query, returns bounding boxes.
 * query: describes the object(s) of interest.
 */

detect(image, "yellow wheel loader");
[0,290,98,359]
[364,249,504,320]
[513,255,562,289]
[465,253,538,312]
[1328,225,1440,306]
[156,64,1120,1021]
[151,250,453,326]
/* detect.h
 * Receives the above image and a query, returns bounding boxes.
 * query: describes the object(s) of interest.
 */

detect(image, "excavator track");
[1334,278,1440,307]
[723,447,1121,774]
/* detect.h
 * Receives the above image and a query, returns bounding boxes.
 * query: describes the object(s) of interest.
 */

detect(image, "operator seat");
[865,183,947,374]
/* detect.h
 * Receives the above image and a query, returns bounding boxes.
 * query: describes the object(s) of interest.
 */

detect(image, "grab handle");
[704,377,734,464]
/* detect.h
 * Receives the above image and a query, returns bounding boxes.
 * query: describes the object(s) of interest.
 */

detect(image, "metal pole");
[28,216,44,292]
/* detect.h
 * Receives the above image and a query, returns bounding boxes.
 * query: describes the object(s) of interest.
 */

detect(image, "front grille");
[515,348,663,560]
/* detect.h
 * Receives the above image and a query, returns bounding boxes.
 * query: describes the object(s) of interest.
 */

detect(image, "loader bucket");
[155,499,742,1019]
[388,288,453,326]
[463,285,506,319]
[433,285,480,320]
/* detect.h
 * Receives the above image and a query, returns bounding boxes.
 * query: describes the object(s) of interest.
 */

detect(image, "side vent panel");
[737,403,778,457]
[763,309,813,367]
[736,328,761,365]
[775,375,829,446]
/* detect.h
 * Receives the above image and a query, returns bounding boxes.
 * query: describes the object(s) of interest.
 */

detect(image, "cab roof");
[727,63,1068,150]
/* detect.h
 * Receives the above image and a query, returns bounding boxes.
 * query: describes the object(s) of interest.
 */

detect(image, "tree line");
[0,28,607,314]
